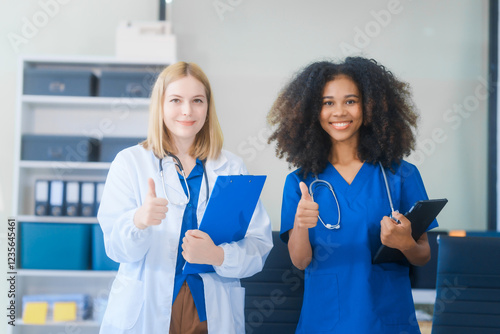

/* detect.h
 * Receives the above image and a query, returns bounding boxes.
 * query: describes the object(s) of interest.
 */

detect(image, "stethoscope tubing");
[309,178,341,229]
[158,152,209,206]
[309,162,396,230]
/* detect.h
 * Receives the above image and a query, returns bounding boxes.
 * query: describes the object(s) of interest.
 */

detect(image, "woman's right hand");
[294,182,319,229]
[133,178,169,229]
[289,181,318,270]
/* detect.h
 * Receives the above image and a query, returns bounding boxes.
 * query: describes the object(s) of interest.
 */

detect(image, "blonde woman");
[98,62,273,334]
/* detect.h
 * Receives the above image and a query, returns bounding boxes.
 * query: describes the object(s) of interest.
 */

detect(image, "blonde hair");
[141,62,223,160]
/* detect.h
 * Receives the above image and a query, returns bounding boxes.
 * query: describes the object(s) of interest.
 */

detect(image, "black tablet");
[372,199,448,264]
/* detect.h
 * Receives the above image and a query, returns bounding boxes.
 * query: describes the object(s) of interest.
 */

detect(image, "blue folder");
[182,175,266,274]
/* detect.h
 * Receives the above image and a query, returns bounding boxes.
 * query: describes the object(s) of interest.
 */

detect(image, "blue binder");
[182,175,266,275]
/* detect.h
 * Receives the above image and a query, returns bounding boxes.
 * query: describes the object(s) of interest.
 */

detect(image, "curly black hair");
[267,57,418,177]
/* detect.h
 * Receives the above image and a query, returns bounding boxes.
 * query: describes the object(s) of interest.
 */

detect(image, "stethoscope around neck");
[158,152,209,206]
[309,162,396,230]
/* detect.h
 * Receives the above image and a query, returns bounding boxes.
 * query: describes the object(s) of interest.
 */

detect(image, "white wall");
[0,0,489,271]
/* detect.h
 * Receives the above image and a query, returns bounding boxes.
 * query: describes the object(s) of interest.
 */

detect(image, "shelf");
[16,319,101,327]
[11,57,156,334]
[17,215,99,224]
[22,95,151,108]
[16,269,116,278]
[19,161,111,170]
[22,54,169,66]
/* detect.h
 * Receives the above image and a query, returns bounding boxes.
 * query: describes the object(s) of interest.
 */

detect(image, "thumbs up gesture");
[133,178,169,229]
[294,182,319,229]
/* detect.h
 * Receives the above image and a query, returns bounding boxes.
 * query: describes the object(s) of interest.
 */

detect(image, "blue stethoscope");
[158,152,209,206]
[309,162,397,230]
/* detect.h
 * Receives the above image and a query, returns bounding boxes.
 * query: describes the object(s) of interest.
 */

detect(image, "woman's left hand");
[181,230,225,266]
[380,211,416,252]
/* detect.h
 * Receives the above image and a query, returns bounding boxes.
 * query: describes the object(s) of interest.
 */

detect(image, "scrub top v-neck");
[280,161,437,334]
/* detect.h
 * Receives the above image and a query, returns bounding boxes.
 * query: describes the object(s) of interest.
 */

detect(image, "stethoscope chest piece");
[325,223,340,230]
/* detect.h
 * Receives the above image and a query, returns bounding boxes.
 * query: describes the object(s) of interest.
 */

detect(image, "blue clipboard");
[182,175,267,274]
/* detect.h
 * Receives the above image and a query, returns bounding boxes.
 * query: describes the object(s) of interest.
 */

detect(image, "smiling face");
[319,75,363,146]
[163,75,208,148]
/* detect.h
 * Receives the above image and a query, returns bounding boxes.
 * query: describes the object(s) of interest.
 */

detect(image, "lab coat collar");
[158,151,229,215]
[159,150,228,172]
[205,150,228,172]
[160,155,189,205]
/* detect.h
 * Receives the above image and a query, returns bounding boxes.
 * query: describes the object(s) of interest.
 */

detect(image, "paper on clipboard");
[182,175,266,274]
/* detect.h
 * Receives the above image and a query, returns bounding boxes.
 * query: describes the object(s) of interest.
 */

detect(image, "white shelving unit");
[10,56,168,334]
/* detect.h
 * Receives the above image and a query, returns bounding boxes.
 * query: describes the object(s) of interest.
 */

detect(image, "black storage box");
[98,71,157,98]
[99,137,144,162]
[23,68,97,96]
[22,135,100,162]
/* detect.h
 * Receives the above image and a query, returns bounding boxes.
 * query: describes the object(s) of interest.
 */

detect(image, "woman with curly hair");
[268,57,437,333]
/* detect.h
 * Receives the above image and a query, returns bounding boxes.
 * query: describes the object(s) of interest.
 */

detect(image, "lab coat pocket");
[104,274,144,329]
[230,286,245,333]
[299,272,339,332]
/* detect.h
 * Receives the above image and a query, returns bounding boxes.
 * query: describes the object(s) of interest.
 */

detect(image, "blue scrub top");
[173,159,207,322]
[280,160,437,334]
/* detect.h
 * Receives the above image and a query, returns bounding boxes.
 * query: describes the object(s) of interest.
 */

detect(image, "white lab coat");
[97,145,273,334]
